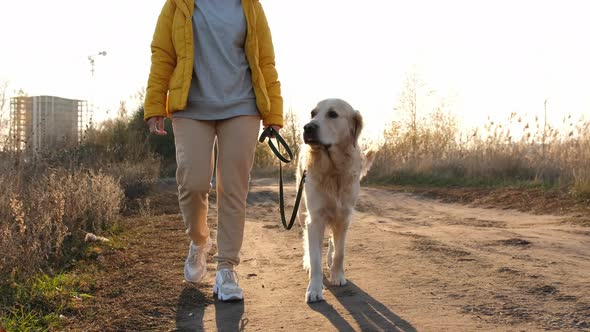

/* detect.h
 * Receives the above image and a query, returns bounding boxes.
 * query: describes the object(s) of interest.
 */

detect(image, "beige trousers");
[173,115,260,270]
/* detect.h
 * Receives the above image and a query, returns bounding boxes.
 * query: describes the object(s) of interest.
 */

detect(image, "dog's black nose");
[304,122,318,133]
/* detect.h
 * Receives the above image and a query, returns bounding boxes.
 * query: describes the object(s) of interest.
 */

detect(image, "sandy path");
[73,179,590,331]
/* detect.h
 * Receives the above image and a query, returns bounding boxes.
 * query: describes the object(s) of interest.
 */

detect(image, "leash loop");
[258,127,293,163]
[258,127,305,230]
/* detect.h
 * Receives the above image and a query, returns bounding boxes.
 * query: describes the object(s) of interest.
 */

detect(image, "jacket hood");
[173,0,193,17]
[173,0,258,17]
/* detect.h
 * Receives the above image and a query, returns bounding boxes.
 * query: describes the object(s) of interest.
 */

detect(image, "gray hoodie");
[173,0,259,120]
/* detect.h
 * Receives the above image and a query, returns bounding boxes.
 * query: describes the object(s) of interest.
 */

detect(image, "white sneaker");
[184,238,212,283]
[213,269,244,301]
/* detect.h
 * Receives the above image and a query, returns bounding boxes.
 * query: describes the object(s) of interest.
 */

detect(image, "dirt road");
[73,179,590,331]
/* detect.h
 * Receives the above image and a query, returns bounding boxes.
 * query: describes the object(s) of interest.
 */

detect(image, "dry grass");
[0,108,163,285]
[108,160,160,199]
[0,108,163,331]
[369,109,590,198]
[0,165,124,282]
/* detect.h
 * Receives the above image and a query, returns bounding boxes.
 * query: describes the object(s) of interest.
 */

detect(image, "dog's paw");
[306,281,325,303]
[330,271,347,286]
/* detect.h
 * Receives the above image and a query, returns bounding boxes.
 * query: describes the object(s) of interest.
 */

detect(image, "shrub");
[369,110,590,194]
[0,168,124,283]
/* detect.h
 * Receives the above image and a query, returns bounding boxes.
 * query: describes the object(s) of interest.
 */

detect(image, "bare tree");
[282,107,302,163]
[394,67,434,159]
[0,81,9,150]
[428,97,458,159]
[117,100,128,119]
[133,87,146,106]
[393,68,433,161]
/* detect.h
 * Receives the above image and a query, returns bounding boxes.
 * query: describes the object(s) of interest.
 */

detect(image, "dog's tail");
[360,148,377,180]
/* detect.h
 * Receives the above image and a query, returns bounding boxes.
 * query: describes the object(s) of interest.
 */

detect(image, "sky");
[1,0,589,138]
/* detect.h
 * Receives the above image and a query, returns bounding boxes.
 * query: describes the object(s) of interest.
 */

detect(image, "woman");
[144,0,282,301]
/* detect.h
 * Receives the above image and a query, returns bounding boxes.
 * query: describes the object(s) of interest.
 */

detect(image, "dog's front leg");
[305,220,325,303]
[329,220,349,286]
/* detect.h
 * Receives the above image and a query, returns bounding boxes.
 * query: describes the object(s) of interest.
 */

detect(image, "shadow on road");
[214,298,246,332]
[309,279,416,332]
[175,285,210,331]
[175,284,246,331]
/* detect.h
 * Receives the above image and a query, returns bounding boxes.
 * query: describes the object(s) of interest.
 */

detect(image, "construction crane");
[86,51,107,125]
[88,51,107,77]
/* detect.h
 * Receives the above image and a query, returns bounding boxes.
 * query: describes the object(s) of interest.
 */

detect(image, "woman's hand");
[147,116,167,136]
[265,125,281,137]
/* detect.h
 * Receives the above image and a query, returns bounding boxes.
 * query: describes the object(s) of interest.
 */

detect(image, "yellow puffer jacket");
[144,0,283,127]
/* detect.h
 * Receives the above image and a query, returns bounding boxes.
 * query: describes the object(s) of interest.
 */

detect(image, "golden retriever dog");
[297,98,375,303]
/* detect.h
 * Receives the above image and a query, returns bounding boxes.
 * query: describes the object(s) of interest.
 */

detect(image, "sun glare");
[1,0,588,137]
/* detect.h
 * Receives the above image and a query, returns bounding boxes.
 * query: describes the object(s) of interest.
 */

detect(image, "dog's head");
[303,99,363,149]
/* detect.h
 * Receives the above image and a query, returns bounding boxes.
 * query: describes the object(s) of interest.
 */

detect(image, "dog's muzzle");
[303,122,320,144]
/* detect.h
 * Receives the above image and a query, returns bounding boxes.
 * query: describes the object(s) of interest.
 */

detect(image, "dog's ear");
[351,110,364,147]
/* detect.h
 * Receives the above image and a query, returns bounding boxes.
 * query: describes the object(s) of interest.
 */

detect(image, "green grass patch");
[0,223,125,332]
[1,306,58,332]
[0,272,95,331]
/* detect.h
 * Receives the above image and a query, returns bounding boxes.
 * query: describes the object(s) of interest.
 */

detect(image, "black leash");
[258,126,306,230]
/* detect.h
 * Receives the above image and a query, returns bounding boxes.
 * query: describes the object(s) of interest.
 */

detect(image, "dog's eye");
[311,111,317,118]
[327,110,339,119]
